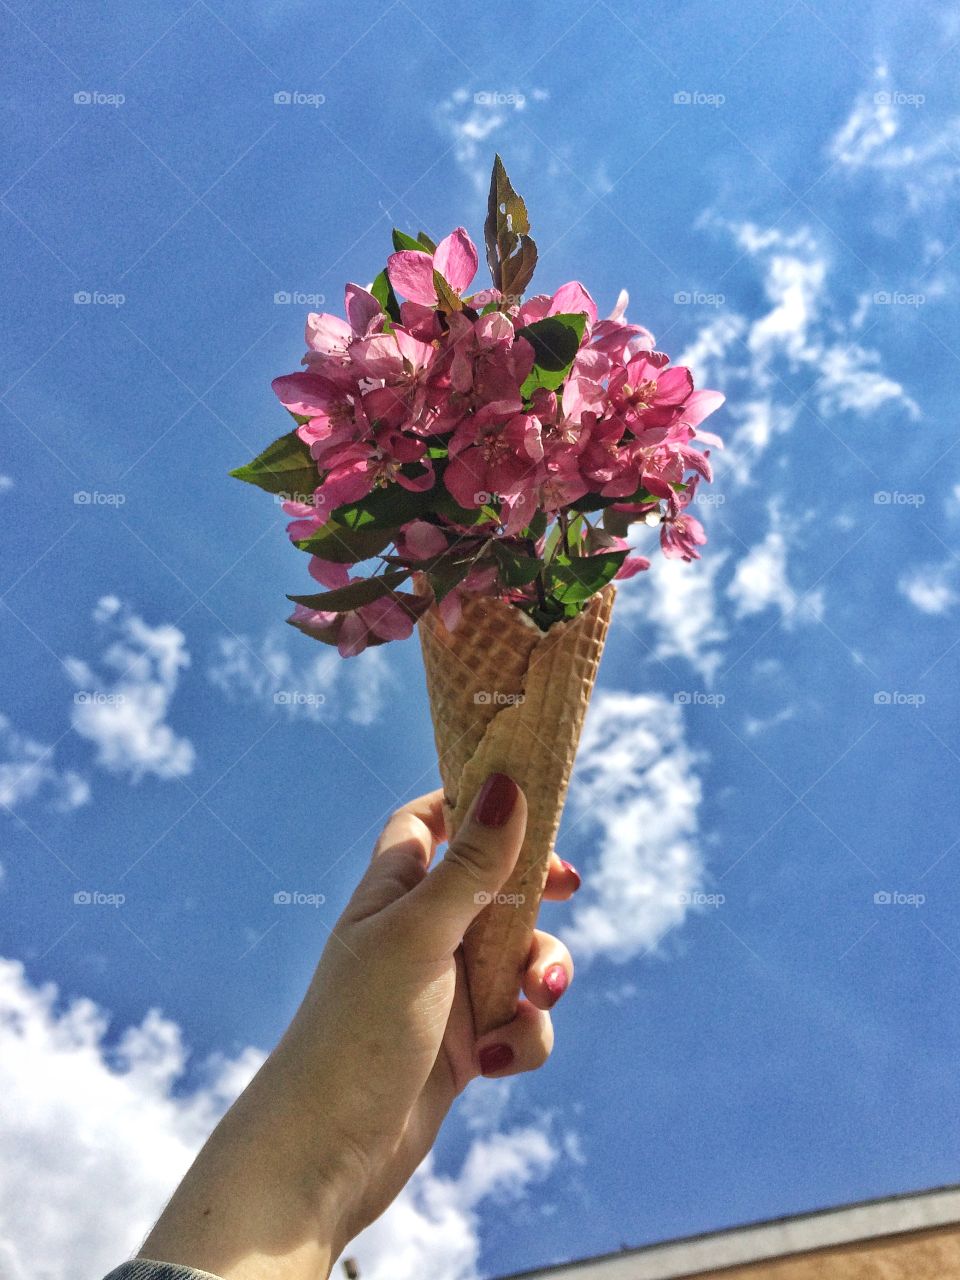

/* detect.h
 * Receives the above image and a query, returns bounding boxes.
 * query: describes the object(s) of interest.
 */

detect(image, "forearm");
[139,1055,353,1280]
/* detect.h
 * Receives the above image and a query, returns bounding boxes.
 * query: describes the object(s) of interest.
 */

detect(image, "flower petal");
[387,250,437,305]
[433,227,479,295]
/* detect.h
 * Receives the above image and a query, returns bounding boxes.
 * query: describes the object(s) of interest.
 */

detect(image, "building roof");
[496,1183,960,1280]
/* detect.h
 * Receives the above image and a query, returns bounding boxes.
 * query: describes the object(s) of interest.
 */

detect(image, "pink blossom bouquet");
[232,157,724,1029]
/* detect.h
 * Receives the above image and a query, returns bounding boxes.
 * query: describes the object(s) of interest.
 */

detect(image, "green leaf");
[288,570,410,613]
[517,313,586,396]
[433,269,463,313]
[392,228,424,253]
[417,231,438,252]
[229,431,318,499]
[371,269,401,322]
[294,519,395,564]
[484,155,538,299]
[547,550,627,605]
[493,544,543,587]
[525,510,548,540]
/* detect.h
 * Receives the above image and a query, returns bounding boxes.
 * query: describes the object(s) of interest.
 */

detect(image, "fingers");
[521,930,573,1011]
[398,774,527,955]
[344,790,447,922]
[474,1000,554,1078]
[542,855,582,902]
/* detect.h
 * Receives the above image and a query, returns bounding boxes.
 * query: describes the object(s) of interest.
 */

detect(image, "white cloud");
[66,598,194,782]
[898,565,958,615]
[0,957,264,1280]
[0,958,557,1280]
[827,64,960,212]
[562,691,705,962]
[0,476,13,494]
[345,1126,557,1280]
[618,552,728,684]
[683,219,919,488]
[727,507,823,627]
[743,705,796,736]
[0,713,90,814]
[435,87,547,194]
[208,628,395,727]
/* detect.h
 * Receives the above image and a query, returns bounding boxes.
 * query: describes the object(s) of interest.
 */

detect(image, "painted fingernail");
[560,860,582,891]
[475,773,518,828]
[543,964,568,1001]
[479,1043,514,1075]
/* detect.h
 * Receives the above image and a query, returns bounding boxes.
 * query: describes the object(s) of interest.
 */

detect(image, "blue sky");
[3,1,960,1277]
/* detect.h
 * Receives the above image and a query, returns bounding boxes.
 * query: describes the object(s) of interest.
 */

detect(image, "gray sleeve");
[102,1261,226,1280]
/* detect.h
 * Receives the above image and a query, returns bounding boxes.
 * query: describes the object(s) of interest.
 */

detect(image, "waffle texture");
[419,584,615,1033]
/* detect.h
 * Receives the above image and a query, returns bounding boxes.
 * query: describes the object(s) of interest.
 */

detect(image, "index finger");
[372,788,447,864]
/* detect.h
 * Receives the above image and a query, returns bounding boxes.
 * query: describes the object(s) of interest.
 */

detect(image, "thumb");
[400,773,526,954]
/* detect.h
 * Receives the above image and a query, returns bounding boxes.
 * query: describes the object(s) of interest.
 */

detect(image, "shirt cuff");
[102,1261,226,1280]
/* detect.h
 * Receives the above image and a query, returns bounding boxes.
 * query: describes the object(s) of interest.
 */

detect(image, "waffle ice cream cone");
[419,584,615,1034]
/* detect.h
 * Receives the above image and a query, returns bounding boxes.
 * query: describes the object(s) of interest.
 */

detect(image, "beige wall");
[698,1222,960,1278]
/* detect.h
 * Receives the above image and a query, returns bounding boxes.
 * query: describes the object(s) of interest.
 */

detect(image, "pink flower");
[289,597,417,657]
[394,519,448,561]
[387,228,479,305]
[317,426,434,511]
[444,409,543,510]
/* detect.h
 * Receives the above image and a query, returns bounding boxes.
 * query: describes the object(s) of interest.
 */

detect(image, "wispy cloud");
[618,552,728,684]
[727,504,823,627]
[208,628,395,726]
[0,714,89,814]
[435,87,549,194]
[682,219,919,490]
[65,597,194,782]
[828,63,960,211]
[563,691,705,963]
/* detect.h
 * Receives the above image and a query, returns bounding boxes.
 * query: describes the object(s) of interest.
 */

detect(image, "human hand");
[139,774,581,1280]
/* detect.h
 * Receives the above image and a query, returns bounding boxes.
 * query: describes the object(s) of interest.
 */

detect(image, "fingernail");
[475,773,518,828]
[560,860,582,891]
[479,1043,514,1075]
[543,964,568,1001]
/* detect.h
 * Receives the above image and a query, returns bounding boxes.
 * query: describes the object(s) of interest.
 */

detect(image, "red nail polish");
[479,1043,514,1075]
[560,860,582,891]
[475,773,518,828]
[543,964,568,1000]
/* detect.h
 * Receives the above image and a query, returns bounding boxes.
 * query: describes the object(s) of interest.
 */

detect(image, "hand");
[139,774,581,1280]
